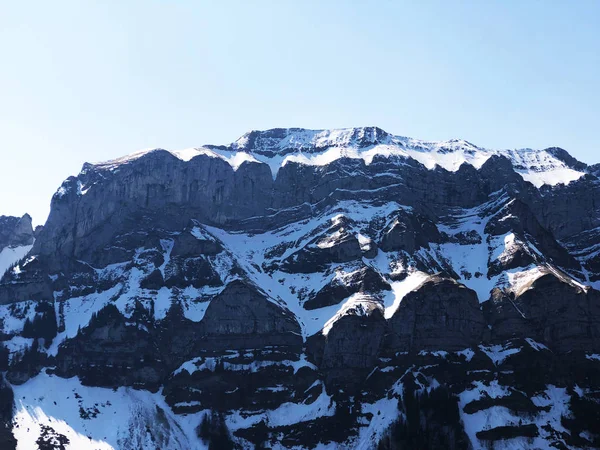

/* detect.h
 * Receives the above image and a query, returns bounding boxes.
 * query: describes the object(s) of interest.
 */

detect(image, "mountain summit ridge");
[92,127,588,188]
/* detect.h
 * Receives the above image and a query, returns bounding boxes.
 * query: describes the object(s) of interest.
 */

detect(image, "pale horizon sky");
[1,1,599,225]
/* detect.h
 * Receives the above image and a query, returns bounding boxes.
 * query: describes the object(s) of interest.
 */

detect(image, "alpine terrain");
[1,126,600,449]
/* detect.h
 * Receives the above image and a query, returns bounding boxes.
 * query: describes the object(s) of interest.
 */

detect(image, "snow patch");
[479,343,521,366]
[384,271,429,319]
[0,244,33,281]
[322,293,380,336]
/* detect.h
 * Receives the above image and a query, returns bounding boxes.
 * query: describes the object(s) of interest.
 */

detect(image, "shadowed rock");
[386,275,485,353]
[0,214,34,248]
[484,271,600,352]
[379,210,442,253]
[198,280,302,353]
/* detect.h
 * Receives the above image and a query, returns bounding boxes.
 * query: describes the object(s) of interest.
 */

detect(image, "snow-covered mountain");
[1,127,600,449]
[95,127,587,187]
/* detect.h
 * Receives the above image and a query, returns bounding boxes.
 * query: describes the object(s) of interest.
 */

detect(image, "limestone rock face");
[484,199,578,272]
[304,266,391,310]
[0,255,53,303]
[281,230,363,273]
[0,214,34,248]
[33,152,274,267]
[54,304,165,390]
[52,280,302,391]
[27,136,546,270]
[325,311,385,362]
[170,226,221,258]
[379,210,442,253]
[485,272,600,352]
[198,280,302,352]
[386,276,486,353]
[307,298,386,389]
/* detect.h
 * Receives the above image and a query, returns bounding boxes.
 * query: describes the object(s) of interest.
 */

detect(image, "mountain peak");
[230,126,394,155]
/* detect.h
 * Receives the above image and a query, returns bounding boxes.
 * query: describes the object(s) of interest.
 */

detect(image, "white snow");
[174,353,316,377]
[47,284,123,356]
[179,285,218,322]
[90,128,586,188]
[0,300,38,335]
[456,348,476,362]
[153,286,173,321]
[518,166,584,188]
[93,147,260,172]
[316,229,345,249]
[205,200,404,338]
[459,381,572,450]
[356,233,372,252]
[506,266,546,296]
[421,192,580,304]
[226,381,335,430]
[426,199,501,302]
[0,244,33,280]
[459,381,515,449]
[354,397,401,450]
[12,371,207,450]
[479,343,521,365]
[384,271,429,319]
[3,335,34,357]
[418,350,449,358]
[158,239,174,278]
[322,293,380,336]
[190,226,215,241]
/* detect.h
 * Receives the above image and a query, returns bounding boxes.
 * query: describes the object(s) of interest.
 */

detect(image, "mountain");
[1,127,599,449]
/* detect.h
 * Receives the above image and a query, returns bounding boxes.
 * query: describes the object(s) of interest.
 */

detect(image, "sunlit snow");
[91,128,586,188]
[0,244,33,280]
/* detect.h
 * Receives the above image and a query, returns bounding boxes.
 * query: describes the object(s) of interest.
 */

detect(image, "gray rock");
[386,275,486,353]
[485,270,600,352]
[281,229,363,274]
[0,214,34,248]
[379,210,442,253]
[197,280,303,353]
[304,266,391,310]
[307,298,386,389]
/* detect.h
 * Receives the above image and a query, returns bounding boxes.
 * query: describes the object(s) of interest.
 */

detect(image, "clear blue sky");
[1,1,599,225]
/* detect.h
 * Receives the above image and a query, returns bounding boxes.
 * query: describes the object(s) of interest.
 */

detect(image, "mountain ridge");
[0,127,599,449]
[90,127,588,188]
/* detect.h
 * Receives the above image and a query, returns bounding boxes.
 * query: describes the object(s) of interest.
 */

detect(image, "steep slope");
[0,215,35,281]
[1,127,599,449]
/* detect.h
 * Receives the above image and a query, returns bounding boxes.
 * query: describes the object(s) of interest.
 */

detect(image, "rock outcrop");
[485,271,600,352]
[386,276,486,353]
[379,210,442,253]
[0,214,34,248]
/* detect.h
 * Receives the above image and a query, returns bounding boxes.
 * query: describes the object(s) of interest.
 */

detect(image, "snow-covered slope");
[92,127,586,187]
[0,245,32,281]
[13,372,205,450]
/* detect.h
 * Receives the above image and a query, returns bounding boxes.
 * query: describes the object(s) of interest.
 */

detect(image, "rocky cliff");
[1,127,599,449]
